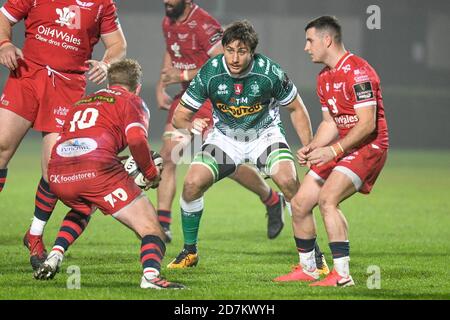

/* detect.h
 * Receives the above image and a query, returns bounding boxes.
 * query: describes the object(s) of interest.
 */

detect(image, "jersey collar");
[335,51,353,71]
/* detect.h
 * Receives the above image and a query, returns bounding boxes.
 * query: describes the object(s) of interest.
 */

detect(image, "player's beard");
[165,1,186,20]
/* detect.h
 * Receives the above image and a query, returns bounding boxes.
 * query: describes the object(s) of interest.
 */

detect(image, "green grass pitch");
[0,137,449,300]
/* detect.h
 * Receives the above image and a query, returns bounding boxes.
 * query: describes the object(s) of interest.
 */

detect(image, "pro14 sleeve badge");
[353,82,374,102]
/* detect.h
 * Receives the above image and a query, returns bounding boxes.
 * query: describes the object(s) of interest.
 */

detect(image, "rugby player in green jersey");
[167,20,329,274]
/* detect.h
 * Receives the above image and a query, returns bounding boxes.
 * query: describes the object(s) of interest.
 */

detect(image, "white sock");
[180,196,204,212]
[143,267,159,279]
[333,256,350,278]
[299,249,316,272]
[52,245,65,255]
[30,217,46,236]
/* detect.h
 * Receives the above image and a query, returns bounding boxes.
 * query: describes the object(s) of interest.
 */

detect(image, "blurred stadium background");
[1,0,449,149]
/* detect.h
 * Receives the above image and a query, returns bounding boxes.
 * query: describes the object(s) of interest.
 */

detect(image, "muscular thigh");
[319,170,357,205]
[0,108,32,153]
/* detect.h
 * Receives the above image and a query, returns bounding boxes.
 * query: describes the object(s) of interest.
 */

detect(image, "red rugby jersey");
[162,4,223,90]
[316,52,389,149]
[50,86,150,167]
[1,0,120,73]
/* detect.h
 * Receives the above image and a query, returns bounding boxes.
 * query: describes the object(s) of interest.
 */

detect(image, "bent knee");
[182,179,206,201]
[275,176,298,200]
[318,194,339,213]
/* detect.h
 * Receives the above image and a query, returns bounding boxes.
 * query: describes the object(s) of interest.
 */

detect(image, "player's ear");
[325,33,333,48]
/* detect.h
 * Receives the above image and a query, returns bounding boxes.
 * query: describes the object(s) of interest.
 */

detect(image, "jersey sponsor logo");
[209,32,222,45]
[76,0,94,9]
[281,73,291,91]
[258,58,265,68]
[173,61,197,70]
[334,114,359,128]
[171,42,182,58]
[54,106,69,116]
[250,83,260,96]
[354,75,370,83]
[271,65,283,80]
[0,94,8,106]
[177,33,189,41]
[333,82,344,91]
[55,7,76,27]
[217,102,263,118]
[55,118,65,127]
[75,95,116,105]
[234,84,243,95]
[265,60,271,75]
[342,64,351,73]
[50,170,97,184]
[217,84,229,95]
[96,88,123,96]
[188,20,197,29]
[353,82,374,102]
[37,25,81,45]
[56,138,98,157]
[211,59,219,68]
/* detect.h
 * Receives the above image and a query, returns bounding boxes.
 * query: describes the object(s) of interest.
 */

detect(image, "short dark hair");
[222,20,259,53]
[107,59,143,92]
[305,16,342,43]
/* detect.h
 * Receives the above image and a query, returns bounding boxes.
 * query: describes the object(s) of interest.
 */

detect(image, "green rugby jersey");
[180,53,298,138]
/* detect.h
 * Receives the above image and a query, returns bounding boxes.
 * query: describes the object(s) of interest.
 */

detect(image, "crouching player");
[33,59,185,289]
[274,16,388,286]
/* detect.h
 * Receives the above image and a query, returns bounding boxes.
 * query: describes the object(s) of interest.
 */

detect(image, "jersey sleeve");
[180,63,210,112]
[346,66,378,110]
[271,63,298,106]
[0,0,33,23]
[100,0,120,35]
[197,15,223,56]
[123,97,150,137]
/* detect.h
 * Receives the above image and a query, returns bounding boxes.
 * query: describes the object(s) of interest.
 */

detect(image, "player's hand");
[297,145,312,166]
[161,66,182,85]
[156,87,173,110]
[190,118,210,135]
[0,42,24,71]
[85,59,109,85]
[305,146,335,167]
[144,166,162,190]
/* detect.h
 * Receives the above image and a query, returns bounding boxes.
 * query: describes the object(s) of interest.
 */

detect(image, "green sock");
[181,208,203,248]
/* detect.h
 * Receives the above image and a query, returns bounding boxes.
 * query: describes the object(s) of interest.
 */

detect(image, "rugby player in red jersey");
[0,0,127,270]
[33,59,185,289]
[274,16,388,287]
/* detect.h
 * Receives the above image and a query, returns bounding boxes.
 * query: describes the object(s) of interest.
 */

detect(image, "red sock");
[263,189,280,207]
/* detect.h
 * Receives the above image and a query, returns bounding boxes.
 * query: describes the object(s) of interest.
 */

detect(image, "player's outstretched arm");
[0,12,23,70]
[172,103,209,135]
[156,51,174,110]
[310,110,340,150]
[126,126,159,187]
[86,28,127,84]
[285,94,313,147]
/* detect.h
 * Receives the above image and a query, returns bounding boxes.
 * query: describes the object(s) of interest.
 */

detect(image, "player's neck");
[176,3,194,24]
[326,46,347,69]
